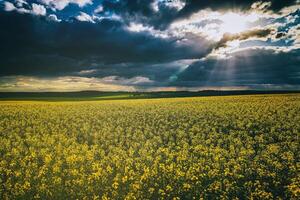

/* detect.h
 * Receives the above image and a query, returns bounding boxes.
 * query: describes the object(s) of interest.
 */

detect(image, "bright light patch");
[171,11,261,41]
[219,12,259,35]
[220,13,247,34]
[227,40,240,48]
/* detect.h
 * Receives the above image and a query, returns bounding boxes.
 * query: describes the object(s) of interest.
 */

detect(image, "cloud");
[15,0,28,7]
[0,0,299,91]
[38,0,92,11]
[31,3,46,16]
[0,11,210,78]
[75,11,94,23]
[76,69,97,75]
[94,4,103,13]
[159,0,186,11]
[151,0,186,12]
[3,1,16,11]
[215,28,274,49]
[98,0,299,30]
[72,59,198,86]
[125,22,170,38]
[275,32,286,39]
[174,0,299,20]
[48,14,61,22]
[291,25,300,45]
[172,48,300,88]
[0,75,156,92]
[100,0,182,29]
[101,76,154,86]
[251,1,272,12]
[3,2,47,16]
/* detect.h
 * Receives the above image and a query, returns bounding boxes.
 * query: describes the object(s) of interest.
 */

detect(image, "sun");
[201,12,260,41]
[217,12,259,36]
[220,13,248,34]
[220,12,260,34]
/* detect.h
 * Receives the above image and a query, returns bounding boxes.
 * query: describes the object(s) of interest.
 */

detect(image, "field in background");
[1,90,300,101]
[0,94,300,199]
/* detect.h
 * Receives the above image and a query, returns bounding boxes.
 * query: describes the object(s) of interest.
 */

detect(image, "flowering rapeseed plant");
[0,95,299,199]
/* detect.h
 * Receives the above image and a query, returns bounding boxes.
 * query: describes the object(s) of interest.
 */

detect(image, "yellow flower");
[112,182,119,190]
[183,183,191,191]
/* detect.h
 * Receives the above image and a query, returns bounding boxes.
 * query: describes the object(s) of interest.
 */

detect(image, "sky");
[0,0,299,92]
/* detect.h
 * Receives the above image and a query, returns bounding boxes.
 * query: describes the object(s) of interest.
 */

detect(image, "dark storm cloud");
[100,0,299,29]
[74,59,197,82]
[0,11,210,77]
[100,0,180,29]
[0,1,299,91]
[172,48,300,87]
[176,0,298,17]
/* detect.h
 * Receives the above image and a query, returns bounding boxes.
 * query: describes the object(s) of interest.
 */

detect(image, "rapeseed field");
[0,95,299,199]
